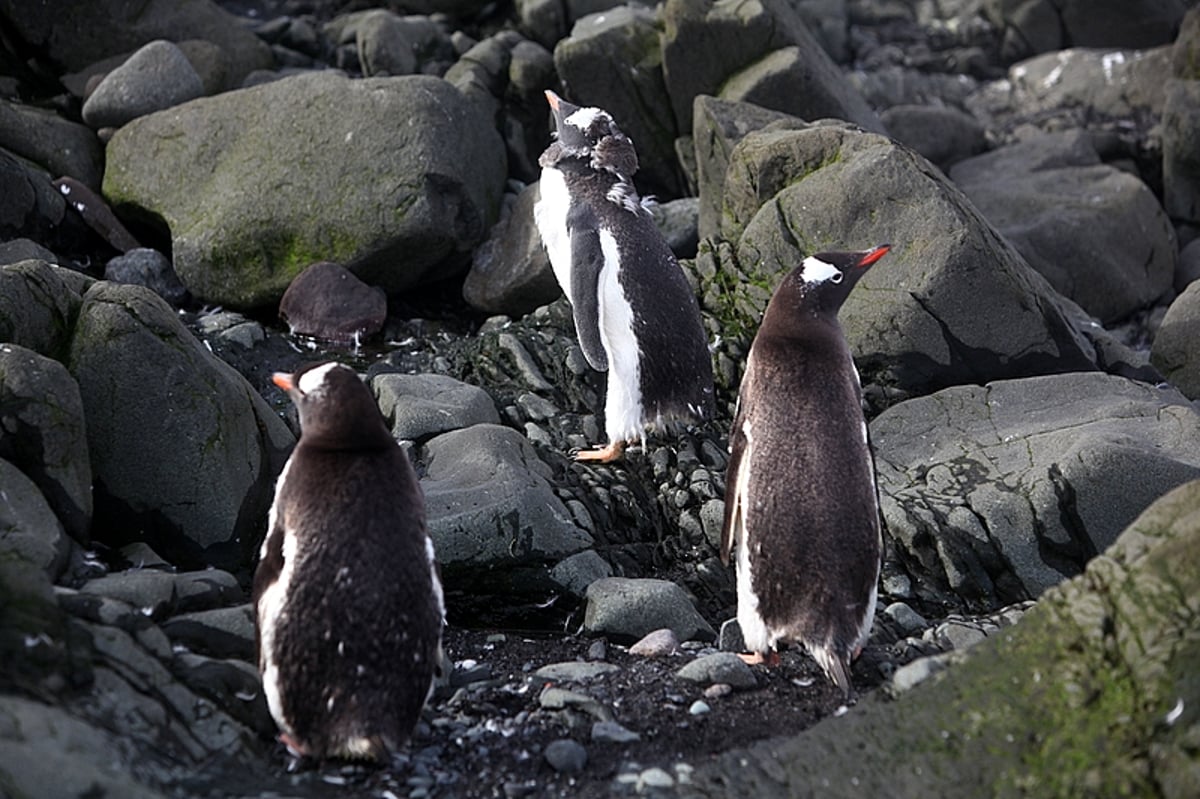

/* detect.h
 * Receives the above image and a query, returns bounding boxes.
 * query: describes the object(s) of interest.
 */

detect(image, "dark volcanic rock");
[81,40,205,129]
[277,260,387,344]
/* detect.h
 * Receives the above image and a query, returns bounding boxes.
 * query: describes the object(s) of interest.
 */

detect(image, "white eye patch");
[800,256,842,285]
[565,106,610,132]
[297,362,342,395]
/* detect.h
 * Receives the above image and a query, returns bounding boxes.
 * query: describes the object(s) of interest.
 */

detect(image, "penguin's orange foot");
[279,732,309,758]
[574,440,626,463]
[738,651,782,667]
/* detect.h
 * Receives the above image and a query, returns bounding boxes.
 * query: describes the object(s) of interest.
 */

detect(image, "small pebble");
[703,683,732,699]
[687,700,710,715]
[543,738,588,774]
[587,639,608,660]
[629,628,680,657]
[638,767,675,790]
[591,720,641,743]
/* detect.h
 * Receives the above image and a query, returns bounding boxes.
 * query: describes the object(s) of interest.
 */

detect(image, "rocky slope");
[1,0,1199,796]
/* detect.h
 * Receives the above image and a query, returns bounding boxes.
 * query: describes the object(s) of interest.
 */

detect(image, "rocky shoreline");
[2,0,1200,797]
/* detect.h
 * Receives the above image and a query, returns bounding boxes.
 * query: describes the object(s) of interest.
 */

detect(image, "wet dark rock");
[0,239,59,266]
[159,604,256,661]
[462,183,559,316]
[68,283,293,573]
[662,0,883,143]
[277,260,386,343]
[0,0,273,91]
[0,344,92,544]
[81,40,205,129]
[553,5,685,199]
[880,103,988,170]
[78,569,243,621]
[104,247,189,305]
[54,177,141,253]
[0,99,104,190]
[548,549,612,597]
[0,458,71,580]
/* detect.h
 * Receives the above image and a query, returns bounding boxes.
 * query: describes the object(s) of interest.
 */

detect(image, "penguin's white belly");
[596,228,643,443]
[257,524,300,737]
[534,168,573,299]
[731,418,774,654]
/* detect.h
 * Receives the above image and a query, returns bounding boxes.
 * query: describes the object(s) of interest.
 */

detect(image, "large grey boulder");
[661,0,883,139]
[1152,281,1200,400]
[950,131,1176,323]
[0,344,92,543]
[0,459,71,580]
[103,72,507,309]
[0,0,273,91]
[0,99,104,189]
[872,372,1200,611]
[982,0,1188,62]
[684,477,1200,798]
[704,120,1099,395]
[420,423,592,583]
[82,40,204,129]
[66,282,293,572]
[553,6,685,198]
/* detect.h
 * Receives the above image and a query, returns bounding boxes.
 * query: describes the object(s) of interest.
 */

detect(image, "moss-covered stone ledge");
[681,478,1200,798]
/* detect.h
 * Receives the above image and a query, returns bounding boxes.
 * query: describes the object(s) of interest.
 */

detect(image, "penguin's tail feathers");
[811,645,854,701]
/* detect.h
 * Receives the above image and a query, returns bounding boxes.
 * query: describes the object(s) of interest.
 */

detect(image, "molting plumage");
[721,244,889,699]
[534,90,714,462]
[253,361,444,762]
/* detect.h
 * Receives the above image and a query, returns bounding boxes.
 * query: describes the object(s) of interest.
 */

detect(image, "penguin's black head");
[544,90,638,178]
[788,244,890,314]
[273,362,393,450]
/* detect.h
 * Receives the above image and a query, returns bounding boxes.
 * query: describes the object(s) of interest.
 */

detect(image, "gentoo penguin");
[534,90,714,462]
[253,361,444,762]
[720,244,890,699]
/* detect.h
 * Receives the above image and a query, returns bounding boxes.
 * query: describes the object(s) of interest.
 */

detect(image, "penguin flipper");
[568,225,609,372]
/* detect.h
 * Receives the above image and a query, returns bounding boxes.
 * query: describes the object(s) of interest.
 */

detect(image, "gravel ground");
[230,625,907,799]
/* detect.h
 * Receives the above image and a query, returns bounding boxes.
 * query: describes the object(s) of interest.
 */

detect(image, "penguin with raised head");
[254,361,444,762]
[720,244,890,699]
[534,90,714,462]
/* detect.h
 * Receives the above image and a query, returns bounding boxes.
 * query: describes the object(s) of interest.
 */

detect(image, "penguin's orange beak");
[272,372,294,391]
[857,244,890,268]
[545,89,561,111]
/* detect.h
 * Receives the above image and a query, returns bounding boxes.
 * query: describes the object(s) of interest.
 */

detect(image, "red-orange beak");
[272,372,294,391]
[857,244,890,268]
[545,89,561,112]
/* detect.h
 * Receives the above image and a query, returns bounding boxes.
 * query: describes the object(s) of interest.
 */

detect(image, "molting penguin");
[534,90,714,462]
[720,245,890,699]
[254,361,444,762]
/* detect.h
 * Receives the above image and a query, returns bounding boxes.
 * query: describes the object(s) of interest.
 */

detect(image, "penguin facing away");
[720,245,890,699]
[534,90,714,462]
[254,361,445,762]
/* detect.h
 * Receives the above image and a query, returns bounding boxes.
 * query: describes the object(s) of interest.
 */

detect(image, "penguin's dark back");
[566,164,714,420]
[262,442,440,748]
[741,321,880,644]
